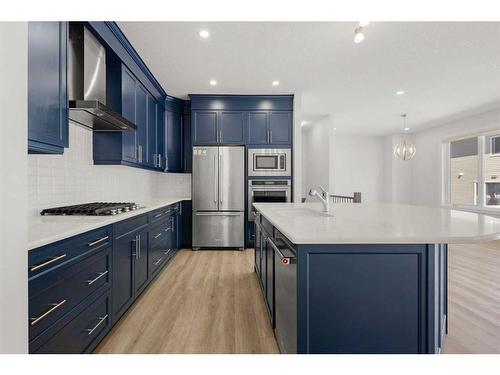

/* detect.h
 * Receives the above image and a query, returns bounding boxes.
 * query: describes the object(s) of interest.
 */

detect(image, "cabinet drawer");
[150,247,174,276]
[32,290,111,354]
[28,226,111,278]
[149,203,180,224]
[149,222,169,249]
[29,246,111,340]
[114,214,148,239]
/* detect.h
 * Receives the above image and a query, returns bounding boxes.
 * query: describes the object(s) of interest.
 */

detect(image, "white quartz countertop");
[253,202,500,244]
[28,197,191,250]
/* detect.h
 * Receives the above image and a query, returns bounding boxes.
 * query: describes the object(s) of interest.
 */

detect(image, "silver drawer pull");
[164,249,171,256]
[154,233,162,239]
[164,210,172,215]
[86,271,109,286]
[30,299,67,326]
[153,258,163,266]
[164,227,173,232]
[154,213,163,218]
[87,236,109,247]
[85,314,108,336]
[30,254,67,272]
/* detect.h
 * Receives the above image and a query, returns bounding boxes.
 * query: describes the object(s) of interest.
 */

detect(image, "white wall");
[28,123,191,217]
[0,22,28,353]
[301,117,331,200]
[330,135,385,203]
[411,108,500,207]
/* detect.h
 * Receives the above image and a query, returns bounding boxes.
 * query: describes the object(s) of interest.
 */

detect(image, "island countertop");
[253,202,500,244]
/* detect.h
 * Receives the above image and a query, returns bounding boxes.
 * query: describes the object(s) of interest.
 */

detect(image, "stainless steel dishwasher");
[267,230,297,354]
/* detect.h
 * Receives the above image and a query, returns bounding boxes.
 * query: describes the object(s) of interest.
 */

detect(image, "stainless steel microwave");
[248,148,291,177]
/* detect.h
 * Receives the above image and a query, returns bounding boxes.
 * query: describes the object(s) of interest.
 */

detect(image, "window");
[449,137,478,206]
[444,133,500,210]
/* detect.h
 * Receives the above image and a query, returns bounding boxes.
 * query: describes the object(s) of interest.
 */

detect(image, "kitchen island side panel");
[296,243,440,354]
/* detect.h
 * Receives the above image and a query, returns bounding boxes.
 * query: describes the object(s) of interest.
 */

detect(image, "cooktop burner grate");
[40,202,139,216]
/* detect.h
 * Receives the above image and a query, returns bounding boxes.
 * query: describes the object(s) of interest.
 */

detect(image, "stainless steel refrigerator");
[192,146,245,249]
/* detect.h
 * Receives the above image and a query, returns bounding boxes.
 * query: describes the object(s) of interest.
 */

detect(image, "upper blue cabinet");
[190,95,293,146]
[164,97,184,172]
[93,56,165,171]
[28,22,69,154]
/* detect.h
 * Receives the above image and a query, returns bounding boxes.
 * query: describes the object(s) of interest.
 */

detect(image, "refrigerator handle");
[213,154,217,204]
[219,154,223,205]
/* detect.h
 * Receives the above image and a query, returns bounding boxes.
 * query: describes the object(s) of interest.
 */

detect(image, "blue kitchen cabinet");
[95,62,164,171]
[193,111,218,145]
[247,111,292,145]
[135,84,148,166]
[192,110,245,145]
[28,22,69,154]
[147,95,158,168]
[111,215,149,323]
[220,111,246,144]
[269,112,292,145]
[134,227,150,295]
[165,110,183,172]
[247,112,269,145]
[121,66,137,162]
[156,103,165,170]
[183,101,192,172]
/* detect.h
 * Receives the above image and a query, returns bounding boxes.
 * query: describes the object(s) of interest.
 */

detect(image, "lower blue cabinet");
[31,290,112,354]
[29,201,186,354]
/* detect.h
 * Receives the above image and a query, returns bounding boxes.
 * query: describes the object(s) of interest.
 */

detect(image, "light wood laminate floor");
[95,244,500,354]
[443,241,500,353]
[94,249,279,354]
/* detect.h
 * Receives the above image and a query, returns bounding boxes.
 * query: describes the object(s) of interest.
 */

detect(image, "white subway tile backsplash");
[28,123,191,217]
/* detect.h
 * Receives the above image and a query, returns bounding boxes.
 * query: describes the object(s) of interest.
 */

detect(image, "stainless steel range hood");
[68,24,136,131]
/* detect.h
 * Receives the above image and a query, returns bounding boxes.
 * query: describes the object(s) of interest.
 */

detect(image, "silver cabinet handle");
[164,249,171,256]
[87,236,109,247]
[270,130,273,143]
[138,234,141,259]
[267,237,284,259]
[154,233,162,239]
[30,254,67,272]
[153,257,163,266]
[213,154,217,204]
[164,227,172,232]
[219,153,223,204]
[85,314,108,336]
[154,213,163,218]
[30,299,66,326]
[132,236,139,260]
[86,270,109,286]
[158,153,162,168]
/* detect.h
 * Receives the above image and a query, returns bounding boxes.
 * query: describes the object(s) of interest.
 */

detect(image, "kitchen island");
[253,202,500,354]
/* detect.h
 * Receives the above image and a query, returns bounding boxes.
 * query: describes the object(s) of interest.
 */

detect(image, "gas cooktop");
[40,202,140,216]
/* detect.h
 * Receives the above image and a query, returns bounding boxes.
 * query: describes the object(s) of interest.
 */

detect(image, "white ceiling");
[118,22,500,135]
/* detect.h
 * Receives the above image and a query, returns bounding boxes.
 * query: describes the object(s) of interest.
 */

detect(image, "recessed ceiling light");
[359,21,370,27]
[404,127,410,132]
[354,26,365,44]
[396,90,405,96]
[301,121,308,127]
[272,80,280,86]
[333,127,337,131]
[209,79,217,86]
[199,30,210,39]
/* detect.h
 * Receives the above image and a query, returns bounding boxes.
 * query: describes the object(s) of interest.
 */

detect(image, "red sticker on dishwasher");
[282,258,289,265]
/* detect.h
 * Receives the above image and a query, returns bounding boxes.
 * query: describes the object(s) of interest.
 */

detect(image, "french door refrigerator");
[192,146,245,249]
